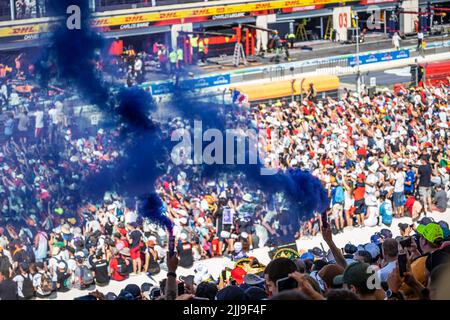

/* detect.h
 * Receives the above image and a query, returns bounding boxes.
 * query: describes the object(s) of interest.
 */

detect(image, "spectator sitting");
[433,184,448,213]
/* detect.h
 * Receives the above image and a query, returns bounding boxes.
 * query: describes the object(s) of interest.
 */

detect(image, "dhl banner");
[0,23,48,38]
[91,0,354,27]
[0,0,357,39]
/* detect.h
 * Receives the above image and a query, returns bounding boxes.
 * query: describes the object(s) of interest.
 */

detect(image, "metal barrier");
[314,58,351,76]
[269,65,285,81]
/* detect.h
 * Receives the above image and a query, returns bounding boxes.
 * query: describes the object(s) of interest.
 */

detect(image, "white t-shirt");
[124,211,138,224]
[365,174,378,194]
[394,171,406,193]
[438,111,447,123]
[378,261,397,283]
[48,108,61,125]
[35,111,44,129]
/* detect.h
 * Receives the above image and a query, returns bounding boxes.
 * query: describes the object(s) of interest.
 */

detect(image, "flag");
[232,90,248,105]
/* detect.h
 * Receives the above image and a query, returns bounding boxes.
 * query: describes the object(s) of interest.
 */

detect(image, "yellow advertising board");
[91,0,352,27]
[0,0,354,38]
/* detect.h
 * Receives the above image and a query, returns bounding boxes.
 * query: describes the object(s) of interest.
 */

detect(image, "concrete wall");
[400,0,419,34]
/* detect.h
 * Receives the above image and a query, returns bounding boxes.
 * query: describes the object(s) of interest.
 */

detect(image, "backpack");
[21,274,35,299]
[116,257,128,275]
[333,186,345,204]
[380,202,393,225]
[39,272,53,295]
[80,266,94,287]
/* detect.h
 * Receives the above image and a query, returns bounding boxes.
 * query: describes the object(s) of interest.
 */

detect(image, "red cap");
[358,173,366,180]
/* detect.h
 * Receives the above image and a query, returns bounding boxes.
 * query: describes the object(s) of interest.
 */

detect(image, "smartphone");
[178,282,185,295]
[399,237,412,249]
[276,276,298,292]
[169,233,175,257]
[398,254,407,277]
[321,210,328,228]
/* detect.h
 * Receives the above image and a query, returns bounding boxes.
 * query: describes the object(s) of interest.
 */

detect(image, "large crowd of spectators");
[1,49,450,300]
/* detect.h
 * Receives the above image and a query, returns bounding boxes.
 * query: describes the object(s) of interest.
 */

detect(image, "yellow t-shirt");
[400,255,427,299]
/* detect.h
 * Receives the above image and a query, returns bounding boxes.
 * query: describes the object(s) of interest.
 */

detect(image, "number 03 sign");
[333,6,351,42]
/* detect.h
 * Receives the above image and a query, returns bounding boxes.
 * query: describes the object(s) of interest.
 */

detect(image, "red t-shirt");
[405,197,415,216]
[109,257,127,281]
[357,148,367,156]
[353,186,365,201]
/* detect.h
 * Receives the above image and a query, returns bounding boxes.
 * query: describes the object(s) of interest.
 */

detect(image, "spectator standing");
[353,173,366,227]
[3,113,14,142]
[17,109,30,144]
[34,107,44,141]
[126,223,143,275]
[48,101,63,144]
[404,164,415,195]
[364,163,380,227]
[33,229,48,263]
[392,164,406,218]
[330,177,345,233]
[417,155,433,214]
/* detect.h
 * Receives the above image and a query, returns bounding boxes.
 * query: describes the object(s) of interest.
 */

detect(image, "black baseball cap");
[418,217,434,226]
[124,284,141,300]
[344,244,357,254]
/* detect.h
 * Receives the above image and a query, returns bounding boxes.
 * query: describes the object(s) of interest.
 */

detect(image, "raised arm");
[165,252,179,300]
[321,224,347,269]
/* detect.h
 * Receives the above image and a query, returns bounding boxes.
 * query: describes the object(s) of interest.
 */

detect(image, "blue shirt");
[331,186,344,205]
[380,200,393,225]
[404,170,415,192]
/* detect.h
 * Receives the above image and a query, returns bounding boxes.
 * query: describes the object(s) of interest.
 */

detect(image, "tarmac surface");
[143,32,450,82]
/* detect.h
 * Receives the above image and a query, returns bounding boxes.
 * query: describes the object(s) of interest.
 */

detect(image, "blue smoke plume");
[38,0,109,109]
[38,0,170,226]
[169,88,330,218]
[39,0,328,229]
[138,193,173,233]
